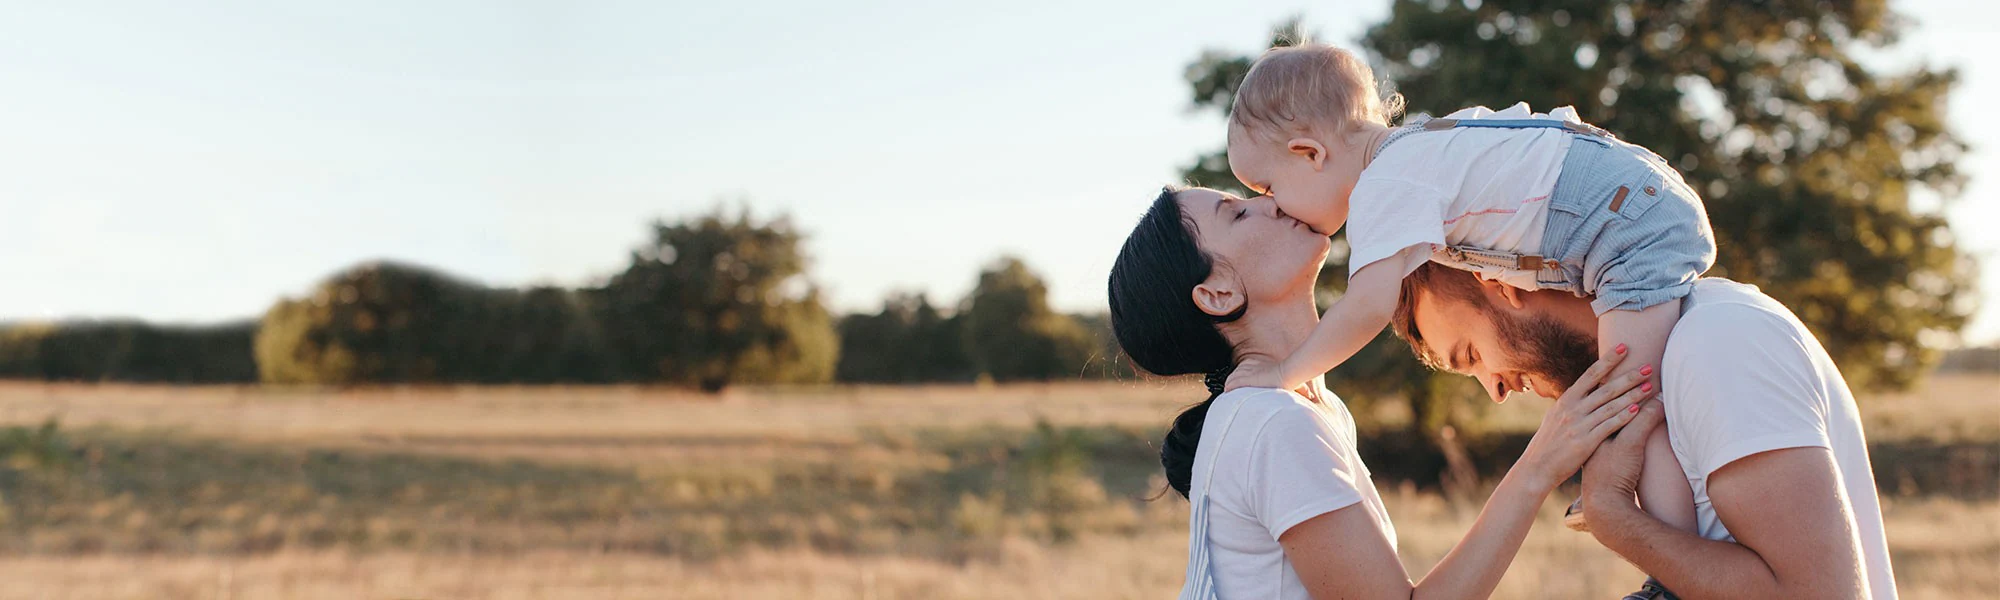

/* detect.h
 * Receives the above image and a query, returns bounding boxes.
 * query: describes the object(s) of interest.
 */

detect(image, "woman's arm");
[1281,355,1660,600]
[1281,468,1556,600]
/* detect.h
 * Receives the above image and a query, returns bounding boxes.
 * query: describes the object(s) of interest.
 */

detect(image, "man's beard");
[1492,307,1597,394]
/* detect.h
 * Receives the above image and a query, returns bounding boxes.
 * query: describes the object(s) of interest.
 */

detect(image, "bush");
[254,262,618,384]
[0,320,256,383]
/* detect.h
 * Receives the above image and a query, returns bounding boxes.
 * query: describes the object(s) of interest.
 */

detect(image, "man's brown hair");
[1390,261,1491,370]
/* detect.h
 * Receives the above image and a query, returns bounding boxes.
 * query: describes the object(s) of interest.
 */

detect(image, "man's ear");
[1477,276,1528,310]
[1192,278,1246,318]
[1286,137,1329,171]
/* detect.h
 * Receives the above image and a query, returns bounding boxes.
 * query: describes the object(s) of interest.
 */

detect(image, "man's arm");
[1584,437,1870,598]
[1583,299,1872,598]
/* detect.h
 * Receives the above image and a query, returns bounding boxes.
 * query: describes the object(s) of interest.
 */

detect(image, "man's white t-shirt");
[1662,279,1898,599]
[1189,380,1396,600]
[1344,103,1578,291]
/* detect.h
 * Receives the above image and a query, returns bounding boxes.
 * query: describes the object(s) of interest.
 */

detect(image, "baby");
[1222,45,1715,600]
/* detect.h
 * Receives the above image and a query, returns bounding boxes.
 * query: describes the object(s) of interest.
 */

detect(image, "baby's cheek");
[1288,199,1344,233]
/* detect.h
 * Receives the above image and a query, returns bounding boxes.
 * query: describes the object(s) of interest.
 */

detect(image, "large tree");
[1183,4,1977,431]
[254,262,617,385]
[961,257,1096,382]
[596,206,838,391]
[836,292,973,383]
[1363,0,1975,390]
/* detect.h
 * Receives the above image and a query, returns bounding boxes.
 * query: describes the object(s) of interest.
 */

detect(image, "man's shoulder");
[1662,278,1826,403]
[1668,279,1804,349]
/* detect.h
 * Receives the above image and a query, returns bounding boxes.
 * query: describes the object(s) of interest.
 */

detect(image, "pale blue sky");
[4,1,1997,344]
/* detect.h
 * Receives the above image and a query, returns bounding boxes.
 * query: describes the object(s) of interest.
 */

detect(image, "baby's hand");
[1273,356,1318,391]
[1223,362,1281,391]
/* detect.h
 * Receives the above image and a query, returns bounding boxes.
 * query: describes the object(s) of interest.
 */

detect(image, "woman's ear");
[1286,138,1329,171]
[1478,276,1528,310]
[1192,278,1246,318]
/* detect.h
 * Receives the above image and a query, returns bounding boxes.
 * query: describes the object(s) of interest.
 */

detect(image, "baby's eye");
[1235,208,1248,221]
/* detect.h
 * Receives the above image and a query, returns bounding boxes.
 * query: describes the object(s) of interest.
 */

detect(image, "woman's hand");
[1514,348,1657,491]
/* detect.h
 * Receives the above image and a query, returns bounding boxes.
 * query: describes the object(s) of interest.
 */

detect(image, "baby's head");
[1226,44,1400,233]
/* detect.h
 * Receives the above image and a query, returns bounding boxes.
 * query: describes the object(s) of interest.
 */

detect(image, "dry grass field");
[0,375,1992,599]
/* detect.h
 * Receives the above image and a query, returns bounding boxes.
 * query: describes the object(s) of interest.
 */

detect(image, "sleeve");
[1345,176,1449,277]
[1662,303,1833,477]
[1244,403,1368,539]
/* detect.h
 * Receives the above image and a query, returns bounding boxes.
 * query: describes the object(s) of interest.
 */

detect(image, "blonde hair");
[1229,44,1403,141]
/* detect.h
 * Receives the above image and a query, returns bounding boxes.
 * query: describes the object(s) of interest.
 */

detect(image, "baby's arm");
[1273,258,1405,389]
[1599,302,1699,533]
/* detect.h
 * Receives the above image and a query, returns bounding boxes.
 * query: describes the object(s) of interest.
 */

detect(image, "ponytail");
[1161,367,1235,499]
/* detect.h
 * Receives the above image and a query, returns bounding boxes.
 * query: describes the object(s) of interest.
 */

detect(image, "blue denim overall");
[1380,115,1718,314]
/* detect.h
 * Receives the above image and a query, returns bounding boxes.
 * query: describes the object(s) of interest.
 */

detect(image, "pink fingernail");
[1640,365,1654,377]
[1629,404,1641,414]
[1641,381,1654,392]
[1616,344,1628,354]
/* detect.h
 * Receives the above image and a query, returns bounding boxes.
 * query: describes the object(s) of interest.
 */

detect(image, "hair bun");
[1203,370,1229,395]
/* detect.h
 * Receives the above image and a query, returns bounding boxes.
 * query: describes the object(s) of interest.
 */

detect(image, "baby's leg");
[1599,300,1698,533]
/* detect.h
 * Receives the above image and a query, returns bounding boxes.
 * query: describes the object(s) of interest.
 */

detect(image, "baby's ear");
[1286,138,1329,170]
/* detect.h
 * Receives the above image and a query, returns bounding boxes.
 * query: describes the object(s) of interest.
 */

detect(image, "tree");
[1183,2,1976,432]
[1362,0,1975,389]
[258,262,507,384]
[836,292,974,383]
[961,257,1095,382]
[596,206,837,391]
[254,262,618,385]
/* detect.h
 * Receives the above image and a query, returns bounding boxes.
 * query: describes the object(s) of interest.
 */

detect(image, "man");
[1390,262,1894,599]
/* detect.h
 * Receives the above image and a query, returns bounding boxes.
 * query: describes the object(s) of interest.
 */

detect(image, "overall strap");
[1372,114,1615,168]
[1177,393,1257,600]
[1420,117,1615,138]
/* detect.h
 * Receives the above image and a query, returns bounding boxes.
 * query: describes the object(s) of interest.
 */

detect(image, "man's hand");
[1580,400,1665,522]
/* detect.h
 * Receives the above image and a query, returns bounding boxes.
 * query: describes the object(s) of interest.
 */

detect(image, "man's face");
[1410,285,1599,403]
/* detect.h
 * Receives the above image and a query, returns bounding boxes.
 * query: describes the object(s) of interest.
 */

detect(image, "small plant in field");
[0,419,69,472]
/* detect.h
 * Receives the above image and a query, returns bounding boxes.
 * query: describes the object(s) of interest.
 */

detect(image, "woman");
[1108,187,1661,600]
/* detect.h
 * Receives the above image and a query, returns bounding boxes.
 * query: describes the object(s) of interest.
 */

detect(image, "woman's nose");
[1247,194,1281,216]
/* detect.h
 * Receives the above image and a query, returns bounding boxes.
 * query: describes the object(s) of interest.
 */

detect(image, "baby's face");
[1226,126,1359,236]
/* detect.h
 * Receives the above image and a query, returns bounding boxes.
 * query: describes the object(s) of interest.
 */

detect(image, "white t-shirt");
[1190,380,1396,600]
[1345,103,1578,291]
[1662,279,1897,599]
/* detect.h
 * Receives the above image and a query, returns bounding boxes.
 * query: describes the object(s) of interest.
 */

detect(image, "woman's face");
[1178,188,1330,304]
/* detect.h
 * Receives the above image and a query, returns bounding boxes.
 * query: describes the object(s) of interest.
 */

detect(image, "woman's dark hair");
[1108,186,1246,499]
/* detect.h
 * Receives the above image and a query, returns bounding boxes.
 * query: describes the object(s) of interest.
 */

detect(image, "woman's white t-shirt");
[1190,381,1397,600]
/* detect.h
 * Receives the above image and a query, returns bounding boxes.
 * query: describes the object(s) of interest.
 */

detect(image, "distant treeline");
[0,208,1128,390]
[0,320,258,383]
[1938,346,2000,373]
